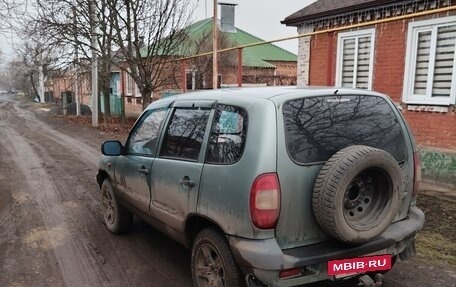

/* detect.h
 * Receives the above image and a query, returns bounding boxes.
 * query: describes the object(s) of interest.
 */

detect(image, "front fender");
[97,156,117,187]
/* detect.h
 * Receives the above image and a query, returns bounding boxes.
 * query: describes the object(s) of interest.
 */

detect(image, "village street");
[0,94,455,287]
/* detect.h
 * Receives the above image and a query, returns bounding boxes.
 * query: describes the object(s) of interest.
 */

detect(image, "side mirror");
[101,141,124,156]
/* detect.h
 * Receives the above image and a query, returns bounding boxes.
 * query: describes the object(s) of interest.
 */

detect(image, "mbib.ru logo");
[328,254,392,276]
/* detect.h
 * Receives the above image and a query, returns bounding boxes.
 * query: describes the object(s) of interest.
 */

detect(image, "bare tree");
[106,0,194,109]
[0,0,20,33]
[24,0,115,116]
[0,57,33,93]
[13,39,57,101]
[15,0,196,112]
[184,27,236,90]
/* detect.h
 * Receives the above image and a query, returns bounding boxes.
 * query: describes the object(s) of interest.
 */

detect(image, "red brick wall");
[403,110,456,149]
[309,33,336,86]
[308,17,456,149]
[372,22,407,103]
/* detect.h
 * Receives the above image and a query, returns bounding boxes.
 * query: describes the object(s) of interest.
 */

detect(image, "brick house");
[47,18,298,116]
[118,18,298,114]
[180,18,298,89]
[282,0,456,151]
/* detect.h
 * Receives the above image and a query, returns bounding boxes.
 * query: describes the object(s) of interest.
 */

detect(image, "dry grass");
[416,232,456,268]
[416,194,456,270]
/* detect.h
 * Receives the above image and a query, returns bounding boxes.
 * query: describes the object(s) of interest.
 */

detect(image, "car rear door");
[150,100,214,231]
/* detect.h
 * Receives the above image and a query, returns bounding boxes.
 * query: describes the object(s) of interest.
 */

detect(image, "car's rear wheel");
[312,145,402,244]
[101,179,132,234]
[191,228,243,287]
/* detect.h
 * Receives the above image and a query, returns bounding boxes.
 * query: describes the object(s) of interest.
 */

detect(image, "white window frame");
[403,16,456,106]
[134,83,142,98]
[336,28,376,90]
[126,72,133,96]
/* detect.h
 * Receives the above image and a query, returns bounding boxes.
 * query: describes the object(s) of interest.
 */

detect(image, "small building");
[180,18,298,90]
[283,0,456,150]
[119,18,298,115]
[47,19,298,117]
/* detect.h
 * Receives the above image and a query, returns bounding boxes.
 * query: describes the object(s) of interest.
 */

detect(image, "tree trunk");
[30,72,40,102]
[100,76,111,117]
[100,59,111,117]
[141,89,152,110]
[141,82,152,110]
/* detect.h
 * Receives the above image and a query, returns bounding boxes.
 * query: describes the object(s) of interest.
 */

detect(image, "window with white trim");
[135,83,142,98]
[336,29,375,90]
[403,17,456,105]
[126,73,134,96]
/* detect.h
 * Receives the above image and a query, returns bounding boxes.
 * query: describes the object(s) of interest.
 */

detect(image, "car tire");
[101,179,133,234]
[312,145,402,244]
[191,228,244,287]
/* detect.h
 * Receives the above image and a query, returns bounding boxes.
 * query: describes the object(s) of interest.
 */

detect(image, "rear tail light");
[412,151,421,197]
[249,173,281,229]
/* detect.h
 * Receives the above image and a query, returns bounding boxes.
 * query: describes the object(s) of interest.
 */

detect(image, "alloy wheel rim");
[102,187,115,225]
[195,244,225,287]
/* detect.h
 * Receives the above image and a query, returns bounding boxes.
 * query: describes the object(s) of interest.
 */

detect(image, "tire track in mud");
[23,129,134,286]
[1,98,194,287]
[0,136,65,287]
[10,100,99,167]
[0,121,106,287]
[0,100,132,286]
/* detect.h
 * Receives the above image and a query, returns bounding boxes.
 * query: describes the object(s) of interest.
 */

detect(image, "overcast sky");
[0,0,316,65]
[192,0,317,54]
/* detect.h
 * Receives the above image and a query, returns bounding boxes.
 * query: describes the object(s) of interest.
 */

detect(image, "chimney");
[220,2,237,33]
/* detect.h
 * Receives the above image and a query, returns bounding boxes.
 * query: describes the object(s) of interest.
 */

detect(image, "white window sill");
[403,100,452,106]
[406,105,449,113]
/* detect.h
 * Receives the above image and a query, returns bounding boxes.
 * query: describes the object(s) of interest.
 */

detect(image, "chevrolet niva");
[97,87,424,287]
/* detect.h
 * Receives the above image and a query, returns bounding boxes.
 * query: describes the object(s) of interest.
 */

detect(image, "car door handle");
[179,176,195,188]
[138,166,149,174]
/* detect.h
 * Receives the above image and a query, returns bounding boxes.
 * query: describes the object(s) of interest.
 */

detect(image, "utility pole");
[39,52,45,103]
[73,6,81,116]
[212,0,218,90]
[90,0,98,127]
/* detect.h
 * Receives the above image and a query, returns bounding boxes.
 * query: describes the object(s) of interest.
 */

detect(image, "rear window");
[283,95,407,164]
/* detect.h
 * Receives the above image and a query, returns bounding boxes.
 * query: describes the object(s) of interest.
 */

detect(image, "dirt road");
[0,94,454,287]
[0,95,192,287]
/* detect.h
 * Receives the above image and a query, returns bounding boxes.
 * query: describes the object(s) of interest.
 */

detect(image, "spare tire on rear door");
[312,145,402,244]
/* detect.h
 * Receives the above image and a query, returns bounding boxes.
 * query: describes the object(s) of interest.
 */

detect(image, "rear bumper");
[229,206,425,287]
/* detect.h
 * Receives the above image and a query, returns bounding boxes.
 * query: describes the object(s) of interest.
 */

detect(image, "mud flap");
[399,238,417,260]
[358,274,384,287]
[245,274,266,287]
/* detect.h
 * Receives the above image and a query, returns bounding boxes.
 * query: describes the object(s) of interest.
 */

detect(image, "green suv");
[97,87,424,287]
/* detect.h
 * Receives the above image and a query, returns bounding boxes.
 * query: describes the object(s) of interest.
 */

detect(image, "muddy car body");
[97,87,424,286]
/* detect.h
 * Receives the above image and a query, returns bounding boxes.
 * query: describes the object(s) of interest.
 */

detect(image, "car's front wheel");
[191,228,243,287]
[101,179,133,234]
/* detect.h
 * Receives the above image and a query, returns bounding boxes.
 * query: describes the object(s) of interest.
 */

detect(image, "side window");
[206,104,248,164]
[127,108,168,155]
[160,107,211,161]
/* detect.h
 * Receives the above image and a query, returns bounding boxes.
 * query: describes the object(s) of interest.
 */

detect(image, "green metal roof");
[181,18,297,68]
